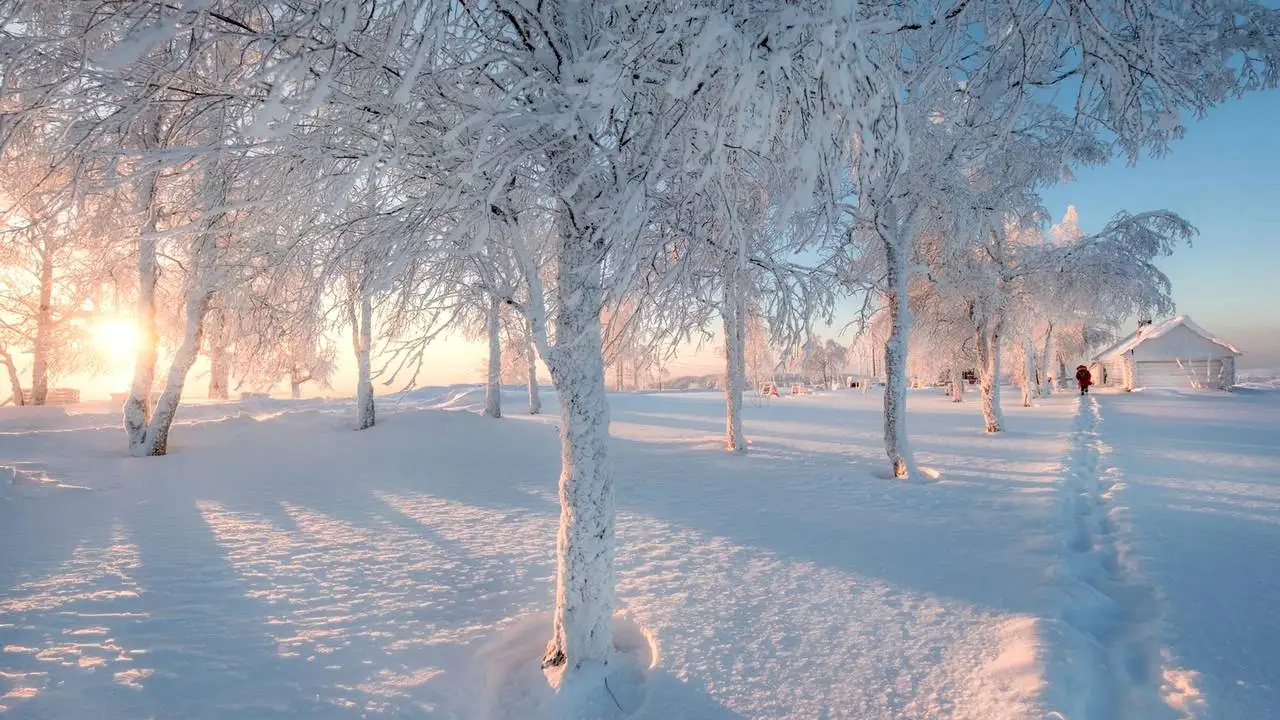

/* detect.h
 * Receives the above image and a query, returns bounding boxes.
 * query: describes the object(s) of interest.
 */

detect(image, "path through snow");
[1044,396,1170,720]
[1096,389,1280,719]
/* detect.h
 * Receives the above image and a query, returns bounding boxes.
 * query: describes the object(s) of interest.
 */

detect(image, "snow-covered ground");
[1,386,1276,718]
[1097,388,1280,718]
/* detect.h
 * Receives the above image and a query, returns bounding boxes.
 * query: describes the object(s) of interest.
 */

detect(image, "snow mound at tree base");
[471,613,657,720]
[868,464,942,483]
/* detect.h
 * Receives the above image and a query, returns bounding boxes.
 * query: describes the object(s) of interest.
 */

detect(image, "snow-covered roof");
[1092,315,1242,362]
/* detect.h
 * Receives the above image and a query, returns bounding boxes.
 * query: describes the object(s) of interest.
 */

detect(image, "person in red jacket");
[1075,365,1093,395]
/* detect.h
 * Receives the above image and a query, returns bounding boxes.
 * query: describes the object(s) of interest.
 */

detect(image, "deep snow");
[1,385,1276,718]
[1097,389,1280,718]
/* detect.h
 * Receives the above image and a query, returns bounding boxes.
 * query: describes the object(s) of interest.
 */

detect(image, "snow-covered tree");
[744,311,777,394]
[0,135,125,404]
[837,0,1280,467]
[421,1,873,696]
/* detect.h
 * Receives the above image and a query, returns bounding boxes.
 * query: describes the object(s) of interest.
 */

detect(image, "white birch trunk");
[30,247,54,405]
[135,288,214,456]
[541,227,615,674]
[951,364,964,402]
[207,304,231,400]
[1021,342,1036,407]
[484,295,502,418]
[882,238,916,478]
[526,325,541,415]
[1039,324,1054,396]
[0,347,24,406]
[977,323,1005,433]
[290,371,304,400]
[354,293,375,430]
[124,172,160,453]
[1123,352,1135,392]
[722,257,747,453]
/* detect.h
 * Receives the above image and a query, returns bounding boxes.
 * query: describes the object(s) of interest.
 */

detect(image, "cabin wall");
[1092,360,1126,387]
[1134,359,1231,389]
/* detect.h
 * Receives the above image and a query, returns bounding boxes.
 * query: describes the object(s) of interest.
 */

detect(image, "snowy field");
[1,386,1277,718]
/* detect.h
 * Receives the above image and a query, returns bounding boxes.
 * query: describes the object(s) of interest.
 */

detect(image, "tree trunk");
[722,257,747,453]
[526,324,541,415]
[541,227,615,675]
[1039,323,1054,396]
[484,294,502,418]
[290,371,303,400]
[30,247,54,405]
[1021,342,1036,407]
[976,323,1005,433]
[125,172,160,453]
[951,364,964,402]
[136,289,214,457]
[354,293,375,430]
[0,346,24,406]
[882,238,916,479]
[207,304,231,400]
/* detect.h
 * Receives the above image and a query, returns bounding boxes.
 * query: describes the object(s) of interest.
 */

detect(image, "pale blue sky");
[1039,89,1280,369]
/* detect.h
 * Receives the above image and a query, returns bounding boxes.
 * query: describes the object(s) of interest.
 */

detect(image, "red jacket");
[1075,367,1092,387]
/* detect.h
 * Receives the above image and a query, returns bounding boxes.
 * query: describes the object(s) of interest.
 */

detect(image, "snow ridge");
[1047,396,1173,720]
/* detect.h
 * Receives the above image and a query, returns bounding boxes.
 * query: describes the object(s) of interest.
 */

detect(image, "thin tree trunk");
[526,324,541,415]
[0,346,24,406]
[882,236,917,479]
[207,304,231,400]
[125,172,160,454]
[354,292,375,430]
[722,257,747,453]
[290,369,303,400]
[951,363,964,402]
[136,289,214,457]
[976,323,1005,433]
[484,294,502,418]
[1039,323,1054,396]
[30,247,54,405]
[1022,342,1036,407]
[541,227,615,675]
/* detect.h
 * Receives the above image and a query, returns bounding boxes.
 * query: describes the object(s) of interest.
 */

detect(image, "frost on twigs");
[471,613,656,720]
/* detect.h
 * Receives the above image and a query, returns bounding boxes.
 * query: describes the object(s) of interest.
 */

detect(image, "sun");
[92,317,140,366]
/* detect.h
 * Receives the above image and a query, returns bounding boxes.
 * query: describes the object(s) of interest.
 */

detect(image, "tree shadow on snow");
[602,432,1060,617]
[1,396,1080,718]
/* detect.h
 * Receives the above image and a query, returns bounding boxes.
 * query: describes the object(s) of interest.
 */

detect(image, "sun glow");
[92,317,139,367]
